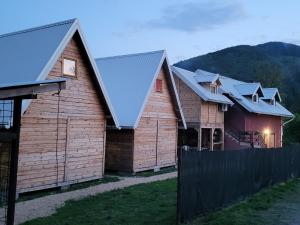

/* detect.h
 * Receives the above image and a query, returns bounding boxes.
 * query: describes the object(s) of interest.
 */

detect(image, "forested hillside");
[175,42,300,112]
[175,42,300,143]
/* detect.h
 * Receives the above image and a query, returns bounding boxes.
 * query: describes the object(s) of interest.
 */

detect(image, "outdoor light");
[263,128,270,135]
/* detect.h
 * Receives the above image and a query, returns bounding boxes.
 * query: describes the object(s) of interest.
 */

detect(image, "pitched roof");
[234,83,263,97]
[95,50,186,129]
[195,69,220,84]
[171,66,233,105]
[219,76,293,118]
[0,18,119,126]
[262,88,282,102]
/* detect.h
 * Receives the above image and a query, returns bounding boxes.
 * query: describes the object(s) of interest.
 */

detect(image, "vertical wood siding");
[18,35,106,193]
[133,67,177,172]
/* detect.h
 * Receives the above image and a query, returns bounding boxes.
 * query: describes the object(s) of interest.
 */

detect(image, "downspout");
[281,115,295,146]
[283,116,295,126]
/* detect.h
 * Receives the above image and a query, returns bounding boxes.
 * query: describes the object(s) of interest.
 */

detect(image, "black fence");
[177,145,300,223]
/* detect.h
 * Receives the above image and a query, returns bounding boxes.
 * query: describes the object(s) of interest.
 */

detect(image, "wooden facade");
[174,76,224,150]
[17,33,108,193]
[105,66,178,173]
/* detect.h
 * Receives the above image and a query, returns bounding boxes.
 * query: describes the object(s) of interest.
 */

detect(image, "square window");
[155,79,163,92]
[63,58,76,76]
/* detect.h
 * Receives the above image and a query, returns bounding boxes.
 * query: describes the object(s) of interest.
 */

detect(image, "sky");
[1,0,300,63]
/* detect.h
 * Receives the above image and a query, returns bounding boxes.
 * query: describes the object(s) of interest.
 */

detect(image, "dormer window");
[63,58,76,77]
[270,99,276,106]
[252,94,258,103]
[210,85,217,94]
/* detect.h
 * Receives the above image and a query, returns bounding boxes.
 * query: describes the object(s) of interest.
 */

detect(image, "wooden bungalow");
[0,19,118,193]
[95,51,186,173]
[219,77,294,149]
[172,67,233,150]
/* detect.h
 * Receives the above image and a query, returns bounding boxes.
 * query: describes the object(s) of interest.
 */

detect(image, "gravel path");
[14,172,177,225]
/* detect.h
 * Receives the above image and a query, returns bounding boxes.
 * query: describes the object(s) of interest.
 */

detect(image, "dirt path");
[14,172,177,225]
[257,182,300,225]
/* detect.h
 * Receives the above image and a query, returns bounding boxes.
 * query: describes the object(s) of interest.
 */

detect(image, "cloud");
[146,1,246,32]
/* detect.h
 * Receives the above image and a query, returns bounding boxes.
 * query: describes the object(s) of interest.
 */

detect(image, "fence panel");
[177,145,300,223]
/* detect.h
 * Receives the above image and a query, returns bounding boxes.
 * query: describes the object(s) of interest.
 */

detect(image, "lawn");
[22,178,300,225]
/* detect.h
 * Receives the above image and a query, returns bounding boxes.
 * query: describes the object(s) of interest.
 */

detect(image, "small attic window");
[155,79,163,93]
[270,99,276,106]
[210,84,217,94]
[63,58,76,77]
[252,94,258,103]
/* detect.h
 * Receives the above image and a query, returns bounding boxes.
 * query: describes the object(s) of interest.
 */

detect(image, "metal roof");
[95,50,186,129]
[0,19,119,126]
[195,69,220,83]
[234,83,264,97]
[262,88,282,102]
[0,79,66,99]
[172,66,233,105]
[219,76,293,118]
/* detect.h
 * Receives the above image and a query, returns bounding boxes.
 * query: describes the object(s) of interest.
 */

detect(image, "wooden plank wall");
[134,67,177,172]
[18,35,106,193]
[174,75,225,150]
[174,76,201,123]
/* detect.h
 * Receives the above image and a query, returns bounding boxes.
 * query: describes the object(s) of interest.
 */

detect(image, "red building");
[219,77,293,149]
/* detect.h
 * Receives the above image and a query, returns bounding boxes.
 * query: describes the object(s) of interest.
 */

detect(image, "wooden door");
[157,119,177,167]
[64,118,104,183]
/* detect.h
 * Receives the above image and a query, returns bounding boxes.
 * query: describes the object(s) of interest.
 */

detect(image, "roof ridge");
[95,50,165,61]
[0,18,77,39]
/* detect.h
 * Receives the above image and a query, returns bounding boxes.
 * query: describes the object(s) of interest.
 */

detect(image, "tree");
[283,113,300,144]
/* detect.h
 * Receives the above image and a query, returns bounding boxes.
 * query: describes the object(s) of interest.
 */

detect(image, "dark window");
[210,85,217,94]
[155,79,163,93]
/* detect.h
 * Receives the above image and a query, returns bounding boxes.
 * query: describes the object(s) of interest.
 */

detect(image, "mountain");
[174,42,300,112]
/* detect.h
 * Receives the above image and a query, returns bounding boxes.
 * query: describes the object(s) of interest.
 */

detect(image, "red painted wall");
[225,104,282,148]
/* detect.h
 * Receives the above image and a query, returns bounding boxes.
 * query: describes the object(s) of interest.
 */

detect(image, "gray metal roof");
[262,88,282,102]
[195,69,220,83]
[219,76,293,118]
[0,18,119,126]
[172,66,233,105]
[0,19,74,84]
[95,50,186,129]
[234,83,263,96]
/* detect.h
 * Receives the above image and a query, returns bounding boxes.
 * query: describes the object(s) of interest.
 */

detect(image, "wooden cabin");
[172,67,233,150]
[219,77,294,149]
[95,51,186,173]
[0,19,117,193]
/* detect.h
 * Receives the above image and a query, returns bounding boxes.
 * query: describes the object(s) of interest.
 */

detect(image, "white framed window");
[63,58,76,77]
[252,94,258,103]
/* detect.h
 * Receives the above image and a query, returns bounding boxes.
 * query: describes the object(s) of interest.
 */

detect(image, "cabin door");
[64,118,104,183]
[157,118,177,167]
[264,133,275,148]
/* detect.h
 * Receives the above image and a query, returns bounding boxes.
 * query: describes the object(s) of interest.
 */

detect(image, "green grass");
[22,178,300,225]
[22,178,177,225]
[18,176,120,202]
[187,179,300,225]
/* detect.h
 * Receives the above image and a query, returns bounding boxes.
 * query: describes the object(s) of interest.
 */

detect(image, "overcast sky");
[1,0,300,63]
